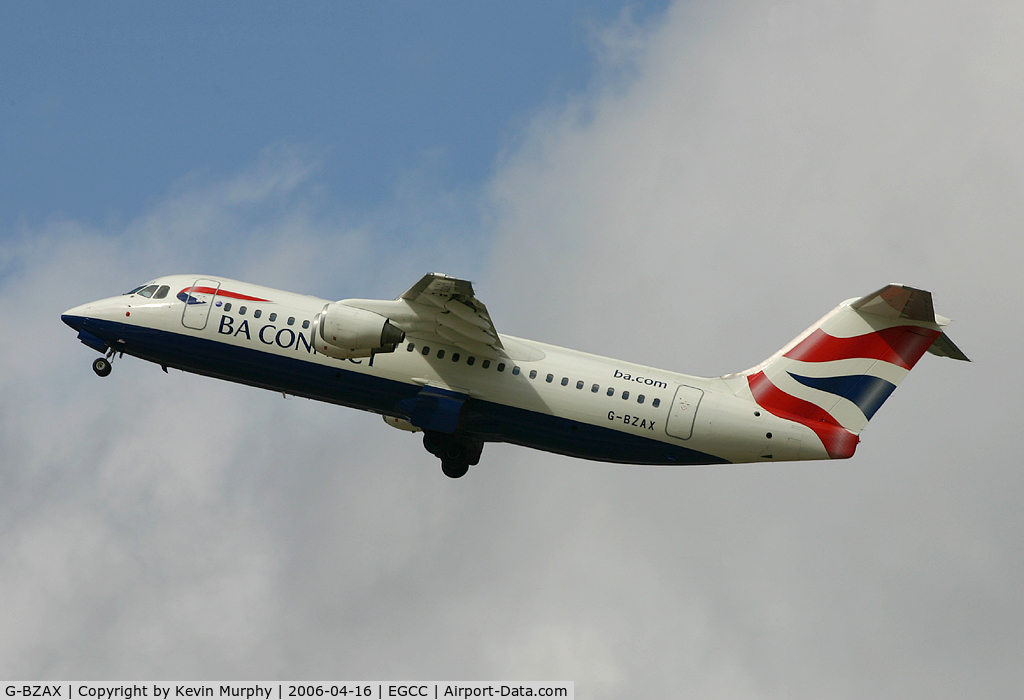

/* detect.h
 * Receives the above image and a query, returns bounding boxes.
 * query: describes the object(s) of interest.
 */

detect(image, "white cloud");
[2,1,1023,696]
[486,0,1022,369]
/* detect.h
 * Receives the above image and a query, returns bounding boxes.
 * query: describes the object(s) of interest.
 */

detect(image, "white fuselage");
[62,274,830,467]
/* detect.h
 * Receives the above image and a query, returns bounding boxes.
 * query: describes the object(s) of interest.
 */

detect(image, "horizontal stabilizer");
[928,332,971,361]
[850,284,936,322]
[850,284,969,361]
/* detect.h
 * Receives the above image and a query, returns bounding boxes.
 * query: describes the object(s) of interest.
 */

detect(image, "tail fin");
[740,285,968,459]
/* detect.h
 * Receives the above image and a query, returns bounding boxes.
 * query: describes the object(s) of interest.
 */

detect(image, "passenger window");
[482,360,491,369]
[622,391,630,400]
[452,353,461,362]
[153,285,170,299]
[287,317,295,326]
[607,387,615,396]
[224,302,232,312]
[592,384,599,393]
[497,363,506,372]
[546,374,554,383]
[254,309,262,319]
[302,320,310,329]
[437,349,445,359]
[637,395,645,404]
[269,313,277,322]
[653,398,661,408]
[407,343,415,352]
[422,346,430,355]
[529,370,537,380]
[576,381,584,390]
[239,306,247,315]
[467,357,475,366]
[512,366,520,376]
[561,377,569,386]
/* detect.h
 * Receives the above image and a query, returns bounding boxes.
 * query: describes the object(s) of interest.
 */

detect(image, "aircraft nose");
[61,303,91,331]
[61,313,84,331]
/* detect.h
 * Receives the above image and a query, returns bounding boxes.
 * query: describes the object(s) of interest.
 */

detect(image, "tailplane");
[737,285,968,459]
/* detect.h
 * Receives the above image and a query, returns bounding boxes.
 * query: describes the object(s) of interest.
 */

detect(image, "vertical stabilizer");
[739,285,967,459]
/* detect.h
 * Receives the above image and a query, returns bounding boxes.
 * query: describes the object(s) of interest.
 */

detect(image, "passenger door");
[180,279,221,331]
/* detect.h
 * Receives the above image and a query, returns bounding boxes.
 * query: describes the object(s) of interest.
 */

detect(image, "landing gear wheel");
[92,357,112,377]
[423,431,484,478]
[441,459,470,479]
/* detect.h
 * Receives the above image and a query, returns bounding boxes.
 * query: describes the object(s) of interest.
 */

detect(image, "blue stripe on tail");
[787,373,897,420]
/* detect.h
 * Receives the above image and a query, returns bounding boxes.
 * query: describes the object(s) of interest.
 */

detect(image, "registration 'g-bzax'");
[62,274,968,478]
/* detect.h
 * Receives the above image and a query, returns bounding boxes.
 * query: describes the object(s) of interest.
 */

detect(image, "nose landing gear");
[92,349,117,377]
[422,431,483,479]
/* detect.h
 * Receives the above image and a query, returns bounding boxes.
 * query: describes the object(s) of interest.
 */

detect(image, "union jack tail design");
[741,285,969,459]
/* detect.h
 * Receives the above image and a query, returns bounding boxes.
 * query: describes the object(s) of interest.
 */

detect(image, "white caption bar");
[2,684,573,700]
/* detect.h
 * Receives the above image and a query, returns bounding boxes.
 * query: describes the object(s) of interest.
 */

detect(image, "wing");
[341,273,505,357]
[399,273,504,354]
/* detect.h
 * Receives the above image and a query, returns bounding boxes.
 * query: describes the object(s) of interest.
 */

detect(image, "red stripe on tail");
[784,326,940,370]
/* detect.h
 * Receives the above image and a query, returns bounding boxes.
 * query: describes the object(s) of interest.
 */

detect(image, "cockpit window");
[124,283,164,297]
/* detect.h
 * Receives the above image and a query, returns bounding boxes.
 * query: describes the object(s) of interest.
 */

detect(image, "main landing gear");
[422,431,484,479]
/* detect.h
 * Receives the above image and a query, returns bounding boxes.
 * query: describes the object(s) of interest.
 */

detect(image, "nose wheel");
[91,350,115,376]
[92,355,113,377]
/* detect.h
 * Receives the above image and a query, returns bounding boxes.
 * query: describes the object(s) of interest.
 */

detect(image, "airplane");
[61,274,969,478]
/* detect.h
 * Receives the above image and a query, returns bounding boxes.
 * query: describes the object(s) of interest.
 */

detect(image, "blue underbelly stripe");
[77,318,728,466]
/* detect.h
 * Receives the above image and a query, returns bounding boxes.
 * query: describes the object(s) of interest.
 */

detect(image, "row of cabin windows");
[406,342,509,373]
[404,342,661,408]
[221,302,310,329]
[525,369,661,406]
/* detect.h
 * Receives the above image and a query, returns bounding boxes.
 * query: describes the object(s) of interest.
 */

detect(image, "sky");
[2,1,1022,696]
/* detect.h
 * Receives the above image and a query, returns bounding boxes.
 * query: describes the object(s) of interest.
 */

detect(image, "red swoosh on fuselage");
[747,371,859,459]
[180,287,272,302]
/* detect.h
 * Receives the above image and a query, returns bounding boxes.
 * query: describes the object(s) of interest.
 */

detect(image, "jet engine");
[311,302,405,360]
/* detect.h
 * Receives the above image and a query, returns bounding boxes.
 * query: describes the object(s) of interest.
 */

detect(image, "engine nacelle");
[312,302,405,359]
